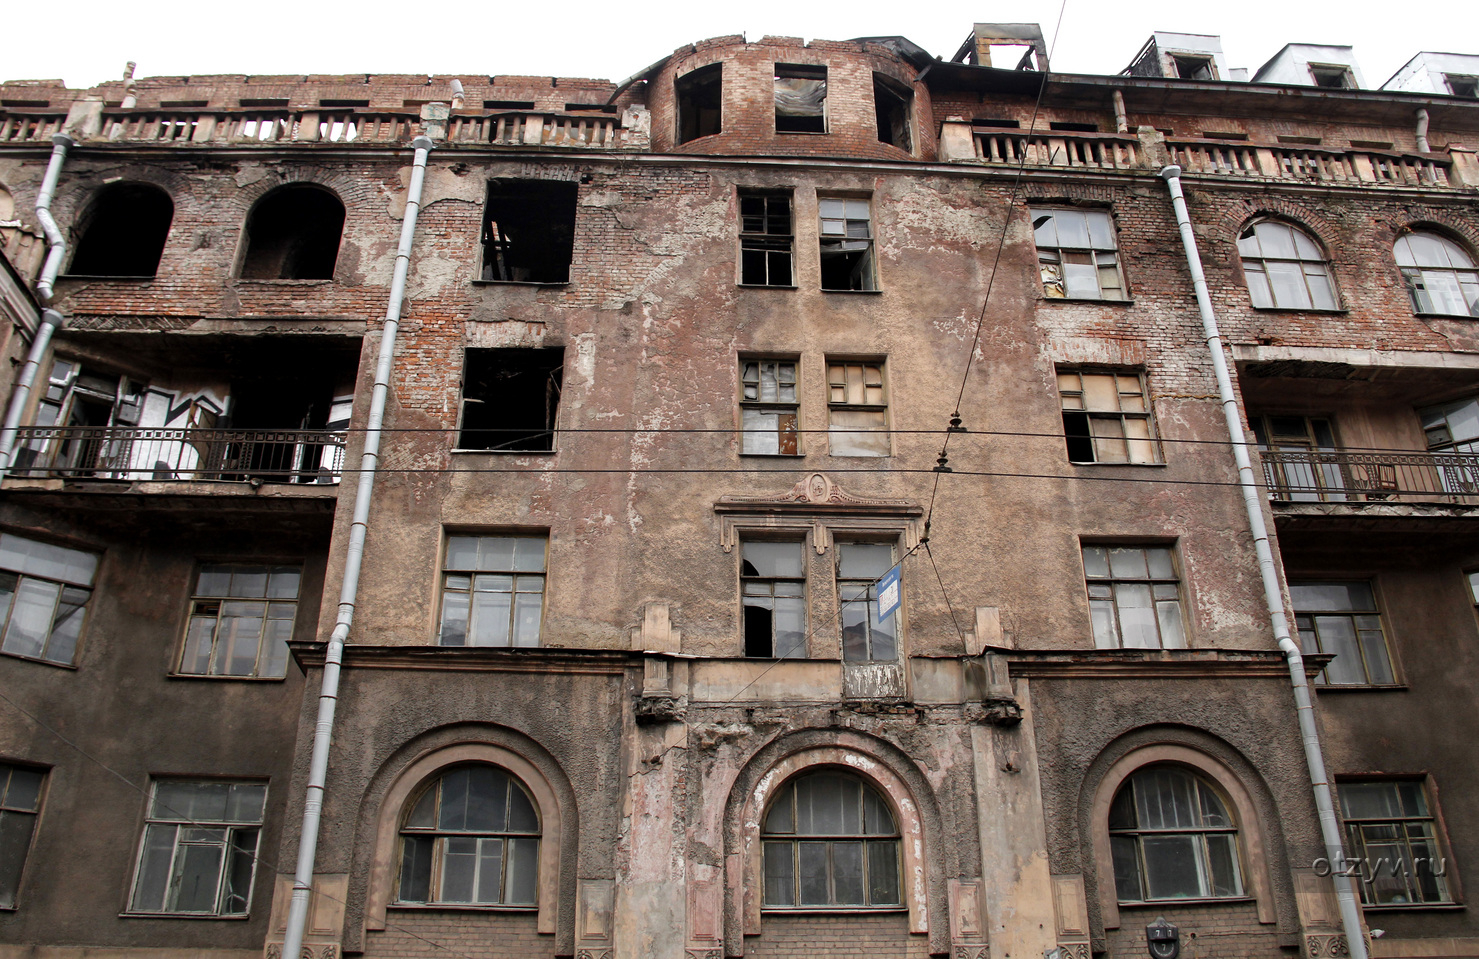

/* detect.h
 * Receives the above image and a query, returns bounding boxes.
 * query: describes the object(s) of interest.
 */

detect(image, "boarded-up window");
[828,360,887,456]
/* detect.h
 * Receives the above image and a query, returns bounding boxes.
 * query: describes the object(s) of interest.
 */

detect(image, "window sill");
[120,911,250,920]
[167,671,287,682]
[58,274,156,282]
[820,288,883,295]
[388,903,538,913]
[1249,305,1349,315]
[1315,683,1409,692]
[1358,902,1464,912]
[1068,460,1167,468]
[1117,897,1255,908]
[1041,295,1134,305]
[737,283,799,290]
[740,452,808,459]
[1413,311,1479,320]
[450,448,556,456]
[774,130,830,136]
[0,650,77,670]
[471,279,570,287]
[231,278,334,286]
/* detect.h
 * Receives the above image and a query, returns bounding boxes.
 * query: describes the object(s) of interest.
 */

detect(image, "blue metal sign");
[877,563,902,621]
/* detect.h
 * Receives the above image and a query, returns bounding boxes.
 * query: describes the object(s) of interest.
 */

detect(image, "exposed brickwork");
[362,910,556,959]
[745,913,930,959]
[1108,902,1286,959]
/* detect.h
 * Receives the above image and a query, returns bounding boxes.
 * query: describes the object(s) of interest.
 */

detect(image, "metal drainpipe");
[1415,109,1431,153]
[280,133,435,959]
[0,134,74,480]
[1158,165,1368,959]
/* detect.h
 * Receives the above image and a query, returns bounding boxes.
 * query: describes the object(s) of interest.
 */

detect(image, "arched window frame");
[366,744,561,933]
[237,182,346,281]
[67,181,175,278]
[1237,218,1340,311]
[1394,229,1479,317]
[1090,745,1276,930]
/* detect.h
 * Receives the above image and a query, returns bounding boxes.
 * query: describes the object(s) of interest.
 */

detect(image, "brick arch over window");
[1212,198,1343,251]
[724,735,944,955]
[363,741,567,935]
[67,181,174,277]
[238,182,346,279]
[1234,216,1341,310]
[1088,743,1278,930]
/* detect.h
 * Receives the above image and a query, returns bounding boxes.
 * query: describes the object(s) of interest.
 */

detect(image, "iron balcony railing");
[9,426,346,485]
[1259,447,1479,505]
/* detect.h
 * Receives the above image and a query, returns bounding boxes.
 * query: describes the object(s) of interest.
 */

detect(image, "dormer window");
[775,65,827,134]
[1309,64,1355,89]
[1172,55,1215,80]
[1446,74,1478,98]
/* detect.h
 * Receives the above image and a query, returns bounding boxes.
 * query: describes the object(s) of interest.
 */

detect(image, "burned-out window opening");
[742,540,807,659]
[1446,75,1479,98]
[485,100,536,110]
[1049,121,1099,133]
[14,358,145,477]
[458,348,564,452]
[1309,64,1355,89]
[819,198,876,292]
[739,192,793,287]
[67,182,173,278]
[873,74,912,151]
[740,358,799,454]
[239,184,345,280]
[676,63,722,144]
[480,179,578,284]
[1172,55,1215,80]
[775,64,827,134]
[974,118,1021,129]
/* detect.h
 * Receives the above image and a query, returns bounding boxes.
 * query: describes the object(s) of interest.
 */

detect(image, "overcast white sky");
[5,0,1476,91]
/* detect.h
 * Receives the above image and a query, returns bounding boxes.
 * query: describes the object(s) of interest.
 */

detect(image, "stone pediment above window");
[714,472,924,553]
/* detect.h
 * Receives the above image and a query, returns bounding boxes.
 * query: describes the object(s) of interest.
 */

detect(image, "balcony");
[9,426,345,485]
[1260,447,1479,506]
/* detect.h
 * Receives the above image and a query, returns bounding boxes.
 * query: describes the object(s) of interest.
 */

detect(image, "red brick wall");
[361,910,556,959]
[1109,901,1282,959]
[745,912,931,958]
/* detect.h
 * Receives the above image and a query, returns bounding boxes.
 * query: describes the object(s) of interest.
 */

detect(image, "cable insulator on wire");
[948,413,966,433]
[934,450,952,473]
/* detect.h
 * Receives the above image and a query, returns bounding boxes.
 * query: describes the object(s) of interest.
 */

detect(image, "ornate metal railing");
[1259,448,1479,505]
[9,426,345,485]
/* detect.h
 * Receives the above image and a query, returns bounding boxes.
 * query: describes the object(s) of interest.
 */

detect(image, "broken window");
[397,765,541,906]
[775,64,827,134]
[68,182,173,277]
[1031,207,1126,300]
[762,771,902,908]
[458,348,563,452]
[1058,369,1158,464]
[873,74,912,152]
[1083,544,1185,649]
[741,540,807,659]
[1110,766,1242,903]
[480,179,578,284]
[0,763,45,909]
[16,358,144,475]
[1339,780,1453,906]
[1419,396,1479,498]
[1172,55,1215,80]
[837,542,898,662]
[438,534,547,648]
[819,198,876,292]
[0,531,97,666]
[1395,231,1479,317]
[1446,75,1479,98]
[1290,582,1395,685]
[675,63,722,143]
[1309,64,1355,89]
[178,565,301,679]
[739,191,794,287]
[1238,220,1339,310]
[129,780,265,916]
[827,360,888,456]
[239,184,345,280]
[740,359,799,454]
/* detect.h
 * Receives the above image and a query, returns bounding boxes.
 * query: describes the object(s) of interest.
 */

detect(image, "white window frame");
[1082,544,1187,649]
[438,534,548,648]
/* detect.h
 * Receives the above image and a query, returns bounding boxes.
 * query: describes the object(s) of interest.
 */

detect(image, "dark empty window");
[819,198,875,291]
[742,540,806,658]
[739,192,793,287]
[68,183,173,277]
[1446,75,1478,98]
[1310,65,1354,89]
[775,65,827,134]
[459,348,563,452]
[239,185,345,280]
[1049,121,1100,133]
[873,74,912,152]
[676,64,722,144]
[481,179,578,284]
[1172,56,1214,80]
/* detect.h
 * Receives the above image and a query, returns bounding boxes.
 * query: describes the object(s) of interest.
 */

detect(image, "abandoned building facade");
[0,21,1477,959]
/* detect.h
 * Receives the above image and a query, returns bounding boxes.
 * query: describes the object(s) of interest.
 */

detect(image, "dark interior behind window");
[481,180,579,284]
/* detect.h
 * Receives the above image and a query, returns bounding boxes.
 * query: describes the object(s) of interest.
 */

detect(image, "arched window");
[69,183,173,277]
[1395,231,1479,316]
[1109,765,1244,903]
[239,185,345,280]
[761,770,901,908]
[1237,220,1338,310]
[396,764,540,906]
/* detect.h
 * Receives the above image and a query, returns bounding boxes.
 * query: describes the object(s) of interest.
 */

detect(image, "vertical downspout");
[280,133,435,959]
[1414,109,1431,153]
[0,134,74,480]
[1158,165,1368,959]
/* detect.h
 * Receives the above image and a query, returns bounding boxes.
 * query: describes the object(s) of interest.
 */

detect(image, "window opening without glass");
[1031,208,1126,300]
[740,359,798,455]
[1110,766,1243,903]
[1058,370,1157,464]
[398,765,540,906]
[1446,75,1479,98]
[1309,64,1355,89]
[742,540,806,659]
[873,74,912,151]
[439,535,547,648]
[1338,781,1451,906]
[675,63,722,143]
[1290,582,1395,685]
[239,185,345,280]
[1083,544,1185,649]
[179,565,301,679]
[837,542,898,662]
[14,357,145,477]
[0,763,45,909]
[130,780,266,916]
[819,198,876,291]
[67,182,173,278]
[762,771,901,908]
[739,192,794,287]
[481,179,578,284]
[458,348,563,452]
[0,531,98,666]
[1395,232,1479,317]
[827,361,888,457]
[775,64,826,134]
[1173,56,1215,80]
[1238,220,1339,310]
